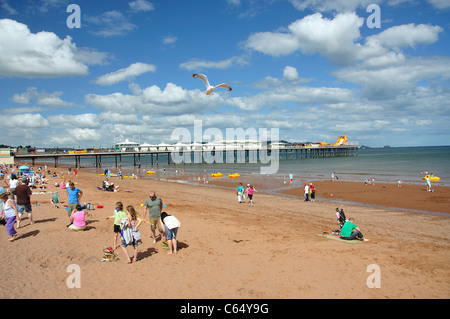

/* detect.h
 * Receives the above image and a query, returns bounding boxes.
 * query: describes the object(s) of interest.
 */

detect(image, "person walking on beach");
[14,178,33,228]
[106,202,128,250]
[426,176,432,192]
[143,191,165,244]
[304,183,309,202]
[309,183,315,202]
[236,183,244,203]
[66,182,83,218]
[120,205,142,263]
[160,212,181,255]
[0,193,19,241]
[247,185,256,205]
[340,217,369,242]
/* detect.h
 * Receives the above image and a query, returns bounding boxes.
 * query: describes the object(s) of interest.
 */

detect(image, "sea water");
[39,146,450,186]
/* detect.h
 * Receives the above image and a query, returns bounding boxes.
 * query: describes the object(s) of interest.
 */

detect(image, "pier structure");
[14,144,359,168]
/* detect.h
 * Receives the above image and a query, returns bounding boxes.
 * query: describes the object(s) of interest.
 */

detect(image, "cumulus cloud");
[84,11,136,37]
[283,66,299,81]
[128,0,155,12]
[288,0,378,12]
[85,83,217,116]
[245,13,443,67]
[367,23,443,50]
[179,55,249,71]
[0,19,91,78]
[245,12,365,65]
[95,63,156,85]
[0,113,50,129]
[11,87,75,108]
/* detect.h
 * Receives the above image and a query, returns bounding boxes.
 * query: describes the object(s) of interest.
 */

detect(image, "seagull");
[192,73,232,95]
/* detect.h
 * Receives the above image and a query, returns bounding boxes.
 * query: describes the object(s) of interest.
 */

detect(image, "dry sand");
[1,167,449,299]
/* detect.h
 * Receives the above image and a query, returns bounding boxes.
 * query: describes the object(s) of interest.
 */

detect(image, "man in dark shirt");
[15,178,33,228]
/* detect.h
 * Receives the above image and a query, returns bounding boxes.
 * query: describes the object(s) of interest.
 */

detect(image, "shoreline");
[13,160,450,215]
[163,173,450,215]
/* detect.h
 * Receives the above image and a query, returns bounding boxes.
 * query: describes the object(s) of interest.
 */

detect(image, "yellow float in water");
[228,173,240,178]
[423,175,440,181]
[146,170,156,174]
[211,172,223,178]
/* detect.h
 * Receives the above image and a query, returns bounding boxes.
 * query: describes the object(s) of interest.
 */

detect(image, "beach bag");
[86,203,94,210]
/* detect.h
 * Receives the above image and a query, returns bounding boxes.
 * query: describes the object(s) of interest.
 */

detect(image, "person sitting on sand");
[68,204,86,231]
[103,178,119,192]
[340,217,369,242]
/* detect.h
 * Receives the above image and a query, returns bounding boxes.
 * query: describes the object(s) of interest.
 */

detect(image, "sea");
[39,146,450,187]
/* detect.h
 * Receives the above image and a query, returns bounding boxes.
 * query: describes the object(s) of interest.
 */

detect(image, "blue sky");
[0,0,449,148]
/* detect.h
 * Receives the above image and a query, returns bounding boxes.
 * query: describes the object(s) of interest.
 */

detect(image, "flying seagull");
[192,73,232,95]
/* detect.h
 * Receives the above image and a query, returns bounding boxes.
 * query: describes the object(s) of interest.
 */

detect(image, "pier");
[14,145,359,168]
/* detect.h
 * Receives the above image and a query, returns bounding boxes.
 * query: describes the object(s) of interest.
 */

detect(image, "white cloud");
[245,12,365,65]
[179,55,249,71]
[0,19,89,78]
[162,35,177,45]
[11,87,75,107]
[129,0,155,12]
[85,83,217,116]
[0,113,50,129]
[368,23,443,50]
[428,0,450,9]
[289,0,379,12]
[84,11,136,37]
[245,13,444,69]
[283,66,299,81]
[334,56,450,99]
[95,62,156,85]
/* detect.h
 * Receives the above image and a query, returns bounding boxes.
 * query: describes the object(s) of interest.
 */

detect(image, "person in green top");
[106,201,128,250]
[143,191,164,244]
[50,191,60,205]
[340,217,369,242]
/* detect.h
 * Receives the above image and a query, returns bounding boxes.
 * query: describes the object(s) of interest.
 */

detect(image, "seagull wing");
[213,83,232,91]
[193,74,210,89]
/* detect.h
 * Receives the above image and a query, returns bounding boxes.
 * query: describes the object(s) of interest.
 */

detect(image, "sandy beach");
[1,166,449,299]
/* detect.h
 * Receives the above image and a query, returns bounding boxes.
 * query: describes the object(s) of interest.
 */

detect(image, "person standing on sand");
[236,183,244,203]
[66,182,83,219]
[120,205,142,263]
[106,202,128,250]
[247,185,256,205]
[426,176,432,192]
[0,193,19,241]
[340,217,369,242]
[309,183,315,202]
[304,183,309,202]
[143,191,165,244]
[14,178,33,228]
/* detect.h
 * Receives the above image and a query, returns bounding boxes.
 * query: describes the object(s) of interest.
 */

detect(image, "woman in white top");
[0,193,19,241]
[9,175,18,200]
[160,212,181,255]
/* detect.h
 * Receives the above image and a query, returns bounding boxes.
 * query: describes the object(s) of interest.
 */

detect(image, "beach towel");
[120,217,133,245]
[315,233,362,244]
